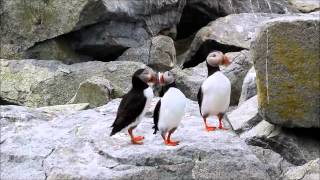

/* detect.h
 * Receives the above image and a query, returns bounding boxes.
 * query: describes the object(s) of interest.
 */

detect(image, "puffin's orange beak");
[149,73,157,83]
[223,55,231,65]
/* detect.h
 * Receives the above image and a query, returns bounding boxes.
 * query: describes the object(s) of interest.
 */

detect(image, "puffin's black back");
[153,100,161,134]
[110,69,148,136]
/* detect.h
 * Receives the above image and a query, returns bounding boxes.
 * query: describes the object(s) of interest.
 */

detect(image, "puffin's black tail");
[110,126,120,136]
[153,100,161,135]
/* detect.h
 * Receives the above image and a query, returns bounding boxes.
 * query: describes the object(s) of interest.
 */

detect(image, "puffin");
[197,51,231,131]
[110,68,157,145]
[153,71,187,146]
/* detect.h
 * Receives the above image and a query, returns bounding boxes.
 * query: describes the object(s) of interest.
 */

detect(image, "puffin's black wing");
[153,100,161,134]
[197,87,203,115]
[110,91,147,136]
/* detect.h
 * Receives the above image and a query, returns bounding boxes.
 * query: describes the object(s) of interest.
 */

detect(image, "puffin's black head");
[132,68,157,89]
[206,51,230,67]
[158,71,175,86]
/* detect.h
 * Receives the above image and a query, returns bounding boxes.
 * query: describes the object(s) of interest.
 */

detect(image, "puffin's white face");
[206,51,230,67]
[139,68,157,86]
[159,71,174,86]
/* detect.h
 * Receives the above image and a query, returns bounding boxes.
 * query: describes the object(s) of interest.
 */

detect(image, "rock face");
[0,99,271,180]
[186,0,298,18]
[1,0,185,61]
[0,0,108,59]
[252,15,320,128]
[182,13,282,67]
[174,50,252,105]
[117,35,176,71]
[0,59,145,107]
[69,77,115,108]
[288,0,320,13]
[70,0,186,61]
[239,67,257,105]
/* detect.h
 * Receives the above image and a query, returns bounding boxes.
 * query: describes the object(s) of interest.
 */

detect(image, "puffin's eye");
[212,54,216,57]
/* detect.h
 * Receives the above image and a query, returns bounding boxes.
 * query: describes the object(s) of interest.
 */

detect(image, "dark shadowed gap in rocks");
[246,128,320,166]
[0,97,19,106]
[183,39,244,68]
[176,5,213,40]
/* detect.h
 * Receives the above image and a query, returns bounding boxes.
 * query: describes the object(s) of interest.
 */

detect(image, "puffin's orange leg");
[128,128,144,145]
[204,117,216,131]
[165,128,179,146]
[218,114,228,130]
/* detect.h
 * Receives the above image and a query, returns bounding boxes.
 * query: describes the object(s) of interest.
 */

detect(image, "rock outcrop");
[252,15,320,128]
[0,0,108,59]
[0,59,145,107]
[1,0,186,61]
[117,35,176,71]
[0,99,271,180]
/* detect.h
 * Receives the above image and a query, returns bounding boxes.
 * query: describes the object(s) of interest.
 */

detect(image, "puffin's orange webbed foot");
[218,126,228,130]
[206,126,216,131]
[131,139,143,145]
[165,140,180,146]
[133,136,144,141]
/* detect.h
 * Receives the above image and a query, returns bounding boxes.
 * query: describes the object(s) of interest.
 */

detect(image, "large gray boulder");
[68,76,115,108]
[0,59,145,107]
[182,13,283,67]
[174,50,252,105]
[252,15,320,128]
[0,0,108,59]
[117,35,176,71]
[0,99,271,180]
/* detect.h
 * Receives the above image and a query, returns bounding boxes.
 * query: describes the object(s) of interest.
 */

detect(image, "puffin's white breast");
[201,71,231,115]
[158,88,186,132]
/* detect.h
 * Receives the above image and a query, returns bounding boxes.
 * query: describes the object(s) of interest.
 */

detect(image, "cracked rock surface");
[1,99,270,180]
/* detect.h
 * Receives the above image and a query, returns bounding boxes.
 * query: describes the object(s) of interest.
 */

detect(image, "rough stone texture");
[1,0,185,61]
[186,0,298,19]
[69,76,115,108]
[252,15,320,128]
[0,0,108,59]
[288,0,320,13]
[0,59,145,107]
[0,99,271,180]
[23,38,92,64]
[239,67,257,105]
[117,35,176,71]
[283,158,320,180]
[38,103,90,113]
[182,13,282,67]
[70,0,186,60]
[174,50,252,105]
[227,96,259,132]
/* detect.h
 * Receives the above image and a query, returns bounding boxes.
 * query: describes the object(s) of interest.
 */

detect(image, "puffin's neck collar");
[206,62,220,76]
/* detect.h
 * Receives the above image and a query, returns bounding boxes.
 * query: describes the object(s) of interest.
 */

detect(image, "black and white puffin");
[197,51,231,131]
[110,68,157,144]
[153,71,186,146]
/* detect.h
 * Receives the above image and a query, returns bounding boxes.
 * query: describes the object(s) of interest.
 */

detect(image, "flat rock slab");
[0,99,270,180]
